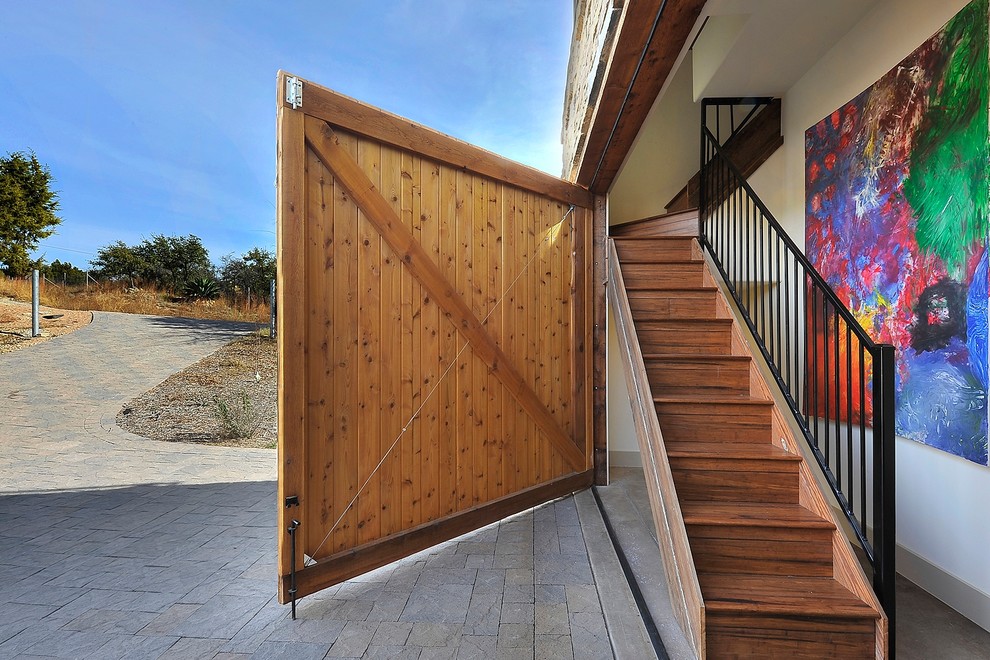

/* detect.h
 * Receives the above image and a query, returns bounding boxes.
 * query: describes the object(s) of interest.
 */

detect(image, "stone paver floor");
[0,312,645,659]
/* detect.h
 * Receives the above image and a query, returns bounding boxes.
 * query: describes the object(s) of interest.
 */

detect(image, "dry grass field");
[0,275,271,324]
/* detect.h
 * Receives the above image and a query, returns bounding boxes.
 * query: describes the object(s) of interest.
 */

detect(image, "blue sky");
[0,1,573,270]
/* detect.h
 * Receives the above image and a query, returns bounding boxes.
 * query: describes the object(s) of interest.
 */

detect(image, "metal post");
[31,269,40,337]
[270,279,277,339]
[872,343,896,657]
[287,519,299,619]
[699,101,707,243]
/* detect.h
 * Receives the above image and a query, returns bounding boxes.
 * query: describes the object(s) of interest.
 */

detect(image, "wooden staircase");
[611,215,888,658]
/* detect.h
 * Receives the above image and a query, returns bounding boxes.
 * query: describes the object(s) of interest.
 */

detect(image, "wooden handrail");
[606,238,705,658]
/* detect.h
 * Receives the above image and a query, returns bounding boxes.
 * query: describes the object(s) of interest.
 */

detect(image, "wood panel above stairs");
[612,211,887,658]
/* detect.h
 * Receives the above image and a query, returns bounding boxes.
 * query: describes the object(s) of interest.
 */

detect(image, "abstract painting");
[805,0,990,465]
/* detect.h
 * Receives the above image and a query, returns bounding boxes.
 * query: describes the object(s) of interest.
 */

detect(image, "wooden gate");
[276,72,596,601]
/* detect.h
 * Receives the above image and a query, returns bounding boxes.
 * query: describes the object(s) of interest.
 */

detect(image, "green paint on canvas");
[904,0,989,278]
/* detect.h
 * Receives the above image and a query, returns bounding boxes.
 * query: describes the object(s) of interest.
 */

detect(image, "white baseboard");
[608,449,642,468]
[897,544,990,633]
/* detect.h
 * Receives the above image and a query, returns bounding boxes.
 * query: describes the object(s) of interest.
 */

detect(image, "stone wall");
[561,0,623,181]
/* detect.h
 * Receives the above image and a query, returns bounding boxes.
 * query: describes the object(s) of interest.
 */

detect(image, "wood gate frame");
[276,72,608,603]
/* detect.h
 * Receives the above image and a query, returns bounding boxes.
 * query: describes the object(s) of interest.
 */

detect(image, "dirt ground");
[0,298,93,354]
[116,334,278,448]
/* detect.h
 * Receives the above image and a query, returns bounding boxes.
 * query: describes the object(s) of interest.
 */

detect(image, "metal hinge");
[285,76,303,109]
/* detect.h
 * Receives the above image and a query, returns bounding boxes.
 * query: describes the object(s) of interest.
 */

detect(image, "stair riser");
[670,467,799,504]
[621,263,707,288]
[613,240,698,262]
[628,292,719,320]
[655,404,772,442]
[646,360,750,396]
[707,614,877,659]
[636,328,733,356]
[687,527,834,576]
[610,211,698,238]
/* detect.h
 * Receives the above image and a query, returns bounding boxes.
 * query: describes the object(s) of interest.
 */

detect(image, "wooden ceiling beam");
[576,0,706,194]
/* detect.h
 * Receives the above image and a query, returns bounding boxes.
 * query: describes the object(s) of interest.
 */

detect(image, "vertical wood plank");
[399,152,417,527]
[379,143,403,537]
[472,175,489,505]
[581,207,594,472]
[521,190,535,488]
[277,102,307,585]
[409,154,424,527]
[332,131,359,552]
[304,148,334,559]
[552,200,568,477]
[488,182,504,499]
[420,159,441,522]
[592,195,608,483]
[571,206,588,475]
[455,169,473,511]
[539,198,553,481]
[527,192,541,485]
[503,186,519,495]
[439,165,459,516]
[356,137,382,545]
[514,189,528,488]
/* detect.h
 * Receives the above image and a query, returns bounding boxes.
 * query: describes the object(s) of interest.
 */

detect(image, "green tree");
[0,151,62,276]
[219,247,276,301]
[91,240,145,285]
[134,234,213,291]
[42,259,87,285]
[91,234,214,291]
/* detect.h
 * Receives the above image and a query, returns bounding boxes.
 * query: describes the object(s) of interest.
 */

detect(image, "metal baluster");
[823,297,831,461]
[860,342,867,542]
[846,323,853,507]
[834,299,842,480]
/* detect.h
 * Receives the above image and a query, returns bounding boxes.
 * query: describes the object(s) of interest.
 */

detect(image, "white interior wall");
[605,312,639,465]
[608,59,699,226]
[750,0,989,629]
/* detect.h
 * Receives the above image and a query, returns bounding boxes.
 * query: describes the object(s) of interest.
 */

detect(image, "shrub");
[184,277,220,300]
[213,389,260,439]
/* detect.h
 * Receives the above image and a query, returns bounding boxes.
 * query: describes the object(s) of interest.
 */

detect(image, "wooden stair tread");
[617,256,702,264]
[626,286,717,293]
[612,235,697,241]
[664,441,801,462]
[654,394,772,405]
[625,286,710,293]
[611,208,698,230]
[701,575,880,619]
[681,502,835,529]
[615,208,699,223]
[643,353,750,364]
[635,318,733,327]
[621,259,701,266]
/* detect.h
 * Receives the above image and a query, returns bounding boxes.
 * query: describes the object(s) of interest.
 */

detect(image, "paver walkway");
[0,312,651,659]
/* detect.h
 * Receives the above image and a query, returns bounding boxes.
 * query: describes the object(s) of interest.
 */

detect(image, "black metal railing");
[698,98,896,633]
